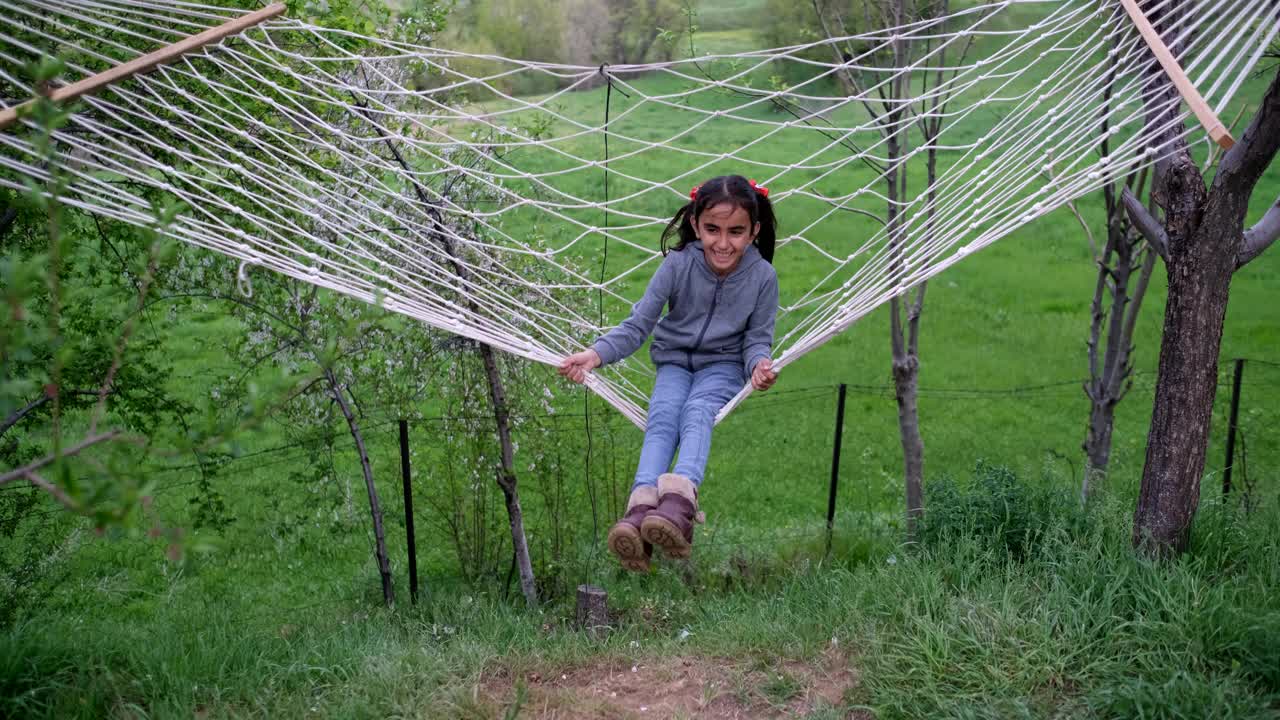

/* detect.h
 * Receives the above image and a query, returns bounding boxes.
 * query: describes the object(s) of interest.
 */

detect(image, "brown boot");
[641,473,703,559]
[607,485,658,572]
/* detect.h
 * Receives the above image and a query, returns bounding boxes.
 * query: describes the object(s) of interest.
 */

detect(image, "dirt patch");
[477,649,867,719]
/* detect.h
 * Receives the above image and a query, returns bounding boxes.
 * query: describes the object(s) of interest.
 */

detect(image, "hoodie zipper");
[687,276,725,369]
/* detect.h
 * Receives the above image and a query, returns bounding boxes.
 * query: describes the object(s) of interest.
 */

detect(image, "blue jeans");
[633,361,744,489]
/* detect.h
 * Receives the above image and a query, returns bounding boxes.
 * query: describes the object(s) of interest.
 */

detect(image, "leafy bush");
[919,460,1093,560]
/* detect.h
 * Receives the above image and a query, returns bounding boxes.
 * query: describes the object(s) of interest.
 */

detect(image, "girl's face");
[691,202,760,277]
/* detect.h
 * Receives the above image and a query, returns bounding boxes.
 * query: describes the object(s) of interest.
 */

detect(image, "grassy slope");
[4,1,1280,717]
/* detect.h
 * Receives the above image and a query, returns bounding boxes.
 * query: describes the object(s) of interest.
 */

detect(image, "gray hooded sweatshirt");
[592,241,778,378]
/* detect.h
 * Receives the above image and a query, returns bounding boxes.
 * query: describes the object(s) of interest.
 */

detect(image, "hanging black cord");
[582,63,616,549]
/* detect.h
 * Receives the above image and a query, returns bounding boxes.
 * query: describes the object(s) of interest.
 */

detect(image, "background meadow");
[2,0,1279,717]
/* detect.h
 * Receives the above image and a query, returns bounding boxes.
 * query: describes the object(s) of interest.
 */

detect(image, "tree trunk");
[1083,399,1116,480]
[351,92,539,604]
[326,367,395,605]
[1132,151,1220,555]
[1082,217,1155,500]
[1131,63,1280,556]
[0,205,17,242]
[883,0,925,541]
[892,343,925,537]
[478,344,538,608]
[1079,27,1161,501]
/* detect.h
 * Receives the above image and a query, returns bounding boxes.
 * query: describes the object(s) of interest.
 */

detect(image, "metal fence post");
[1223,358,1245,495]
[399,419,419,603]
[825,383,848,556]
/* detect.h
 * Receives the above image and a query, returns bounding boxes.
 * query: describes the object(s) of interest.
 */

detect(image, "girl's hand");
[752,358,777,391]
[558,348,602,384]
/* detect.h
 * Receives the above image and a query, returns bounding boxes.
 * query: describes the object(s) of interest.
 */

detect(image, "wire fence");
[3,360,1278,605]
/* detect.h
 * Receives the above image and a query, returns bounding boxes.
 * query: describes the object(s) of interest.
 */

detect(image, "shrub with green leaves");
[919,460,1094,560]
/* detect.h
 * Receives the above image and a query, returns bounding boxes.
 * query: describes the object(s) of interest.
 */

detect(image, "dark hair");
[660,174,776,264]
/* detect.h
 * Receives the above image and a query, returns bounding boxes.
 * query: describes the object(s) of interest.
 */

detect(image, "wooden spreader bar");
[1118,0,1236,150]
[0,3,285,131]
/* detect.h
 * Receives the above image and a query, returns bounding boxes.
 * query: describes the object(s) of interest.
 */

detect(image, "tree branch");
[0,388,108,439]
[1122,187,1169,262]
[907,281,927,357]
[24,470,79,511]
[1120,244,1158,363]
[0,394,50,439]
[1238,196,1280,269]
[0,430,121,487]
[1053,170,1099,259]
[827,201,888,227]
[1215,67,1280,193]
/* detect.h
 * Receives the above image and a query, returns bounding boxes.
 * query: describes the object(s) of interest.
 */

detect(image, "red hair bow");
[690,179,769,202]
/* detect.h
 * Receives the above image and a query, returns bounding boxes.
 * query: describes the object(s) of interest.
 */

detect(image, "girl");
[559,174,779,572]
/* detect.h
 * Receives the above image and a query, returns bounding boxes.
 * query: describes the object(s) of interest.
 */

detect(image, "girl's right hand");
[558,348,602,384]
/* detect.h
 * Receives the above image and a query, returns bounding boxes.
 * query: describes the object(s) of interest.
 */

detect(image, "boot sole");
[607,524,650,572]
[641,516,691,559]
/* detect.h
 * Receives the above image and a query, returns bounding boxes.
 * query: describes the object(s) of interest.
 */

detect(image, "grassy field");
[3,2,1280,717]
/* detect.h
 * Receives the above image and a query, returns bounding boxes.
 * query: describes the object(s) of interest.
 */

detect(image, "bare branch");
[1049,169,1099,259]
[0,388,109,439]
[811,0,896,140]
[0,430,122,486]
[1117,244,1157,389]
[24,470,79,511]
[1122,187,1169,262]
[1215,67,1280,190]
[907,281,928,356]
[1,394,50,439]
[1086,271,1108,382]
[822,200,888,226]
[90,236,164,434]
[1238,196,1280,269]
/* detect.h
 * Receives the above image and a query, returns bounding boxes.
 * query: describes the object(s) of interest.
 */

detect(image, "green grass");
[3,471,1279,718]
[4,3,1280,717]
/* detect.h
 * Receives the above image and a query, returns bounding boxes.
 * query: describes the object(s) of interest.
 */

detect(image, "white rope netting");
[1,0,1276,427]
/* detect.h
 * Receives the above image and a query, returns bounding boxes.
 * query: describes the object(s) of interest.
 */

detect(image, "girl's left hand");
[559,348,602,384]
[752,359,777,391]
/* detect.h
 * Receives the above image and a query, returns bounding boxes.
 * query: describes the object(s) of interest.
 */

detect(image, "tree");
[1124,11,1280,555]
[0,78,257,623]
[603,0,683,65]
[1077,167,1156,501]
[0,80,192,522]
[1,0,459,607]
[812,0,969,540]
[160,262,442,606]
[329,78,542,609]
[1061,34,1161,501]
[562,0,613,68]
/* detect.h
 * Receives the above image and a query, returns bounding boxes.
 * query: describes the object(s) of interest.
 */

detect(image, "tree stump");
[575,584,609,639]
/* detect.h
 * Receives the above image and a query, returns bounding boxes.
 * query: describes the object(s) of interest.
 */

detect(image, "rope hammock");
[1,0,1276,428]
